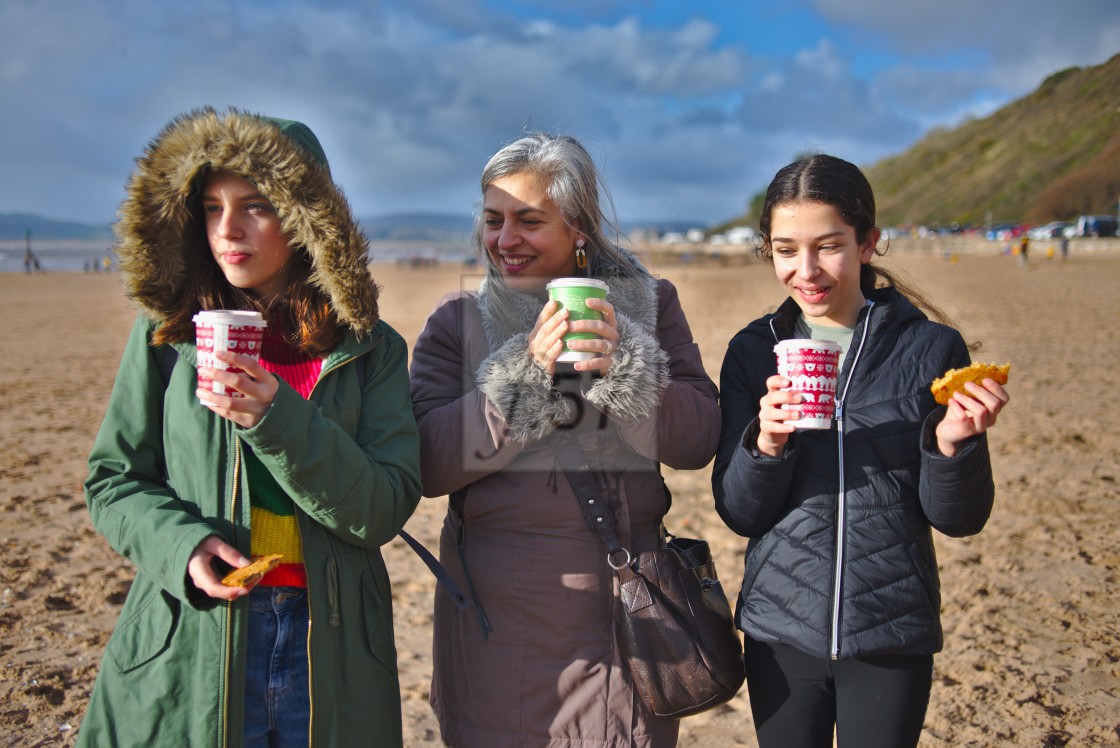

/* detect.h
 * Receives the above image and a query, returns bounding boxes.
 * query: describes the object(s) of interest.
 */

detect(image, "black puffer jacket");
[713,288,994,660]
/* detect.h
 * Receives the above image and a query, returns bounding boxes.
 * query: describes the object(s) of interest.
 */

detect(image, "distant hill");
[717,54,1120,231]
[355,213,707,242]
[0,213,113,240]
[866,53,1120,228]
[357,213,474,242]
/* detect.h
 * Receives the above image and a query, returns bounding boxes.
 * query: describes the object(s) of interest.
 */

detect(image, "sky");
[2,0,1118,228]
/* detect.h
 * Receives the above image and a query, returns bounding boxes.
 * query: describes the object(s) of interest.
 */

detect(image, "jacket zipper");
[296,513,315,748]
[300,348,368,746]
[222,436,243,748]
[828,302,875,660]
[307,332,379,400]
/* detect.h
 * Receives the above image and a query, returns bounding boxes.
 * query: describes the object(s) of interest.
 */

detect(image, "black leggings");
[744,636,933,748]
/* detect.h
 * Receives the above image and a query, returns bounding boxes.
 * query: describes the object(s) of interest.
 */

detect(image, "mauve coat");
[410,278,720,747]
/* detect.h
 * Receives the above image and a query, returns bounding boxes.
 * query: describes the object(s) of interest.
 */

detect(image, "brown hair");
[150,186,343,355]
[757,154,978,349]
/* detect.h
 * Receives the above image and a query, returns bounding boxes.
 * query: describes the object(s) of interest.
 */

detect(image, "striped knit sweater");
[247,324,323,587]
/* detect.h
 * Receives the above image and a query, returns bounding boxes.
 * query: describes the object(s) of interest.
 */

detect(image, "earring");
[575,238,587,270]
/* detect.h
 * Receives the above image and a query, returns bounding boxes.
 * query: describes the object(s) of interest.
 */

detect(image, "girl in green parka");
[80,107,422,747]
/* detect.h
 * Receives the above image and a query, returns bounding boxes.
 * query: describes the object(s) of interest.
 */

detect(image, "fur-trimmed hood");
[114,107,378,334]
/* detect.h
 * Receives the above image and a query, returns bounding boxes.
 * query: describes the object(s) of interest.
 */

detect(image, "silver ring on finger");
[603,339,613,356]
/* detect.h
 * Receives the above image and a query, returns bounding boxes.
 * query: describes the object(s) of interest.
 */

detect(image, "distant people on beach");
[80,108,421,747]
[23,247,43,273]
[713,154,1010,748]
[410,132,720,746]
[1060,235,1070,260]
[1018,234,1030,266]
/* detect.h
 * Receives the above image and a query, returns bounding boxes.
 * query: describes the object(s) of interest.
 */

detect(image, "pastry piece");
[930,363,1010,405]
[221,554,282,587]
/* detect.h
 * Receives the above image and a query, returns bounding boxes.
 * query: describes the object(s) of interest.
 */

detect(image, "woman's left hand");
[934,378,1010,457]
[568,297,620,377]
[197,350,279,428]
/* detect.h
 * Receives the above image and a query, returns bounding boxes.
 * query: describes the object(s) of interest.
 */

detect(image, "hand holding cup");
[544,278,616,376]
[194,310,277,427]
[566,296,619,376]
[756,374,803,457]
[196,351,279,428]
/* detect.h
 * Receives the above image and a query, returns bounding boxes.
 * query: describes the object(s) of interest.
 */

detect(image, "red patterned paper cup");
[193,310,267,401]
[774,339,843,430]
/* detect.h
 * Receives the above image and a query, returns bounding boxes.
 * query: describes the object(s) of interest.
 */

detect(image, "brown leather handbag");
[553,431,745,718]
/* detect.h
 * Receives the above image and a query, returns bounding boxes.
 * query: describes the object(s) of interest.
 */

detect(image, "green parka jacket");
[79,108,422,747]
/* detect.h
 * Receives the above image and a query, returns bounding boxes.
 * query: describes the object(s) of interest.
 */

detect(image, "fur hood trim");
[114,107,378,334]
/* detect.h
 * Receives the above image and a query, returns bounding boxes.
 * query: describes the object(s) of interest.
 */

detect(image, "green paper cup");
[545,277,610,362]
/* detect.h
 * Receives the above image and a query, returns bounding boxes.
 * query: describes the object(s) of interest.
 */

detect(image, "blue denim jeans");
[244,586,310,748]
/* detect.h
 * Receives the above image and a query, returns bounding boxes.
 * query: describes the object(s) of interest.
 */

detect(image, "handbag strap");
[550,429,631,569]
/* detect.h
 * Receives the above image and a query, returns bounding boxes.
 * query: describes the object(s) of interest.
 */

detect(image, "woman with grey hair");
[410,133,721,746]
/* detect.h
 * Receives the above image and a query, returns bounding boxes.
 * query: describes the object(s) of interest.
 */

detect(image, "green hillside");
[718,54,1120,232]
[867,53,1120,228]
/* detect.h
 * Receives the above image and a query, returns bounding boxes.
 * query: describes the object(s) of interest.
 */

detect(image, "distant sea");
[0,239,115,273]
[0,239,474,273]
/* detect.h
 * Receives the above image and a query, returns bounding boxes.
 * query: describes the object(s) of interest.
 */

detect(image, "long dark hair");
[757,154,968,340]
[151,187,342,355]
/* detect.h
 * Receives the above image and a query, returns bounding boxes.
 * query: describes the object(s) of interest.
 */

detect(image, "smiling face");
[769,200,879,327]
[202,170,293,302]
[482,171,581,293]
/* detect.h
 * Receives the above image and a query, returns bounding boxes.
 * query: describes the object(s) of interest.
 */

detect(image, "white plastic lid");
[544,277,610,292]
[192,310,267,327]
[774,338,842,354]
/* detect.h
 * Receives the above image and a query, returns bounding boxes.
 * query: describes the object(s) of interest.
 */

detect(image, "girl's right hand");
[187,535,252,600]
[527,300,570,375]
[757,375,801,457]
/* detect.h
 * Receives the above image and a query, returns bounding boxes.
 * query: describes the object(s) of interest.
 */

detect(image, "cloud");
[812,0,1120,90]
[568,18,748,95]
[0,0,1115,226]
[735,40,920,145]
[874,65,992,117]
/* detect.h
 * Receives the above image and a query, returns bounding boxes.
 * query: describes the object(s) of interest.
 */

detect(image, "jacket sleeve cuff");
[920,407,981,461]
[715,418,799,537]
[585,312,669,421]
[919,408,995,536]
[741,417,800,463]
[174,526,229,610]
[476,333,573,442]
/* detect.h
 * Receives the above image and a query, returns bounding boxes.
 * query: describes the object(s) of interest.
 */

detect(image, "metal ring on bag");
[607,548,631,570]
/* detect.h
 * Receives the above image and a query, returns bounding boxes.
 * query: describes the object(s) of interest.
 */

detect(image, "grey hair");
[474,133,636,277]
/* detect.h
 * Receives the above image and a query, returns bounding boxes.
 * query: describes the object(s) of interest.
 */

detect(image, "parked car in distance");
[1028,221,1072,240]
[985,222,1027,241]
[1074,215,1118,237]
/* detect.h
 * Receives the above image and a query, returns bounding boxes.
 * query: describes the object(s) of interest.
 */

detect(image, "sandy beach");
[1,249,1118,747]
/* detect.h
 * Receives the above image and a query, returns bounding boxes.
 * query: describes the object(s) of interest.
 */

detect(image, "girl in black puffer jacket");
[713,154,1010,748]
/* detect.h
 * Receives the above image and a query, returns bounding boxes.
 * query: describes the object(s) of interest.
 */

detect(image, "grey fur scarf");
[475,251,670,443]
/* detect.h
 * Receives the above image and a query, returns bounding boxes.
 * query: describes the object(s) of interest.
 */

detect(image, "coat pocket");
[906,542,941,613]
[359,574,398,675]
[741,532,781,597]
[107,588,179,674]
